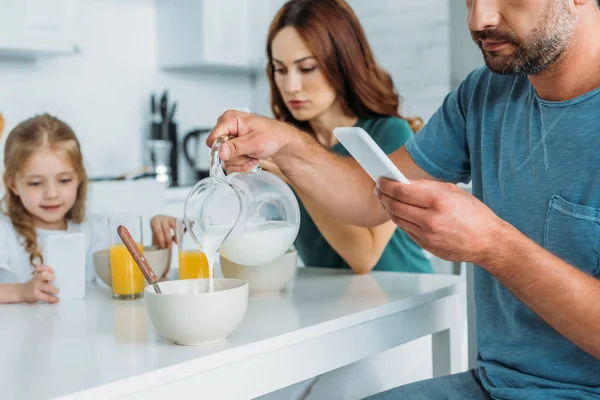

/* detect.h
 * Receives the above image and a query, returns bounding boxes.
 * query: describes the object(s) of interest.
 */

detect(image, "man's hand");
[375,179,506,264]
[206,110,302,173]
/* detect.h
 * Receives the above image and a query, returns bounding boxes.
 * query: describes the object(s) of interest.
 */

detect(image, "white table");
[1,268,465,400]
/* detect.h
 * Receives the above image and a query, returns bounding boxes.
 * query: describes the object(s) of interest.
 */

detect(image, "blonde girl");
[0,114,89,304]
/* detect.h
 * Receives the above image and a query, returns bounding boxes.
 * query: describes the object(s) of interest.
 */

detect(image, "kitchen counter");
[0,268,464,400]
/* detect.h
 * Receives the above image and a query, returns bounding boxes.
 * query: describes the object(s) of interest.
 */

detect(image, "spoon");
[117,225,162,294]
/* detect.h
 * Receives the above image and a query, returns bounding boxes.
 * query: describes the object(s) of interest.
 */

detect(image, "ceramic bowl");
[220,249,297,296]
[93,246,171,286]
[144,279,248,345]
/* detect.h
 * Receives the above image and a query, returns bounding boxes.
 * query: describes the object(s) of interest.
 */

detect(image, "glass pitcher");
[183,136,300,268]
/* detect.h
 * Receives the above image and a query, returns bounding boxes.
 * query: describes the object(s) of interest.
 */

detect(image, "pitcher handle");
[210,136,262,180]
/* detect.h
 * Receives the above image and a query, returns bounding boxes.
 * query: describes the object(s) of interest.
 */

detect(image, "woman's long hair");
[266,0,423,135]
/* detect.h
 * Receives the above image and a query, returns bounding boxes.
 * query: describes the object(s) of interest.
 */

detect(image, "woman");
[259,0,432,275]
[254,2,435,398]
[151,0,431,276]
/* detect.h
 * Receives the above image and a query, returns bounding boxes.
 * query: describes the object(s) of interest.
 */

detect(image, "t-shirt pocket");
[544,195,600,277]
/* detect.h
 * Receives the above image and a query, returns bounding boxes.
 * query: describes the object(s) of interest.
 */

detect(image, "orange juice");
[110,243,145,299]
[179,250,210,280]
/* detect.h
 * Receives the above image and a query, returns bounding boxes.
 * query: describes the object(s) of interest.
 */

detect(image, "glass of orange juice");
[176,218,209,280]
[108,215,145,300]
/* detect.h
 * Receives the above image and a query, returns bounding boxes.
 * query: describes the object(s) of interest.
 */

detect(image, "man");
[208,0,600,398]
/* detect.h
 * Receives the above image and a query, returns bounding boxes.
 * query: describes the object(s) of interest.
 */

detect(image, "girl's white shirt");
[0,215,102,284]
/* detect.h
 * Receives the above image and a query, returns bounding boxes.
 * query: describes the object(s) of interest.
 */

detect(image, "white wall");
[0,0,254,183]
[449,0,484,88]
[348,0,451,121]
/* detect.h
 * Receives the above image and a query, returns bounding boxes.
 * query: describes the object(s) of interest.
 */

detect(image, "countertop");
[0,268,463,400]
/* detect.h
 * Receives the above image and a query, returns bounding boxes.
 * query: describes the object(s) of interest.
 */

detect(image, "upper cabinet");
[249,0,287,72]
[0,0,78,59]
[155,0,253,72]
[155,0,287,74]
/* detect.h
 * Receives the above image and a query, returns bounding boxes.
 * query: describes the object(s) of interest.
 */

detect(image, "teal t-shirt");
[405,66,600,399]
[294,117,432,274]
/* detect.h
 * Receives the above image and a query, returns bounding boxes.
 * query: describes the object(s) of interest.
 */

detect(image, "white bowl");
[144,279,248,346]
[93,246,171,286]
[220,249,297,296]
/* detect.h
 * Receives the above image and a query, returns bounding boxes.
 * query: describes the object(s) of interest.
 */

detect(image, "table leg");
[431,310,463,378]
[451,261,462,275]
[466,263,478,370]
[431,328,451,378]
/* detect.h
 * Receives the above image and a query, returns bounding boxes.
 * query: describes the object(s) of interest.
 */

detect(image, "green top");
[293,116,433,273]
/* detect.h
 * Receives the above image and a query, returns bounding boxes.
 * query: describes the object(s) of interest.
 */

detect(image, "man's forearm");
[481,222,600,359]
[274,133,389,227]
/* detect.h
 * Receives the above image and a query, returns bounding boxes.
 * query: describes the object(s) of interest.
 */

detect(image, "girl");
[0,113,90,304]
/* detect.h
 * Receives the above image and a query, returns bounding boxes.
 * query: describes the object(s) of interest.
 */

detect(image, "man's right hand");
[22,265,59,303]
[206,110,302,173]
[206,110,394,228]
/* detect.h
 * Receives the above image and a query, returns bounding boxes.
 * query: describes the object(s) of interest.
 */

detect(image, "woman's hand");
[22,265,59,303]
[150,215,177,249]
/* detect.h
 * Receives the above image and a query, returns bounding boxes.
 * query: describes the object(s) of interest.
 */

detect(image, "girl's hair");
[1,113,88,266]
[266,0,423,135]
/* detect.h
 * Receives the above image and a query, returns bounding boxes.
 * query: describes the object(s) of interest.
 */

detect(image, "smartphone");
[333,127,410,184]
[42,232,86,300]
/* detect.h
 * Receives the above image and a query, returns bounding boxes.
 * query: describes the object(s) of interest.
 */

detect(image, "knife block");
[150,121,178,186]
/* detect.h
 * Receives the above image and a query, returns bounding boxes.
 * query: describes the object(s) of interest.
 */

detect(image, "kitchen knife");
[160,91,168,122]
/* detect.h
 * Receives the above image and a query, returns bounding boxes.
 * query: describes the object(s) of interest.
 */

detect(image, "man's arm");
[279,136,435,226]
[209,111,435,227]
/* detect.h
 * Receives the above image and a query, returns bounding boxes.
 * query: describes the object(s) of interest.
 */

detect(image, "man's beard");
[471,1,575,76]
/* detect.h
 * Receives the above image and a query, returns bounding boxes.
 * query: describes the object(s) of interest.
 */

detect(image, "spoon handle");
[116,225,162,294]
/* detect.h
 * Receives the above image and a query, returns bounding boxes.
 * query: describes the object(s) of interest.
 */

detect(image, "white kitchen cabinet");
[248,0,285,71]
[155,0,252,72]
[0,0,78,59]
[249,0,288,116]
